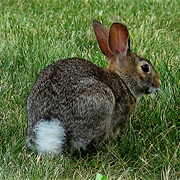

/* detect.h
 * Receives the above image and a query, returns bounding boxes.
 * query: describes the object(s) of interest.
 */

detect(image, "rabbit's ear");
[109,23,130,60]
[93,20,114,60]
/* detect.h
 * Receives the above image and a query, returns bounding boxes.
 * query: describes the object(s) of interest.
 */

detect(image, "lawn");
[0,0,179,179]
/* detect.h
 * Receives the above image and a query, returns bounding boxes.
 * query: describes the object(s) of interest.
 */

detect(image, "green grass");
[0,0,179,179]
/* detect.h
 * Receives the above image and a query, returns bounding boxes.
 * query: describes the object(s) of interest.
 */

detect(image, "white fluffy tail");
[27,118,66,155]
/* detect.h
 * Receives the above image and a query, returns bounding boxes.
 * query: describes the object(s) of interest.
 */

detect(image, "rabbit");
[26,20,161,156]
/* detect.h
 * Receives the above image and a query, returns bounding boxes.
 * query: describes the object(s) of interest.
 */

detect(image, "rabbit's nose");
[153,76,161,89]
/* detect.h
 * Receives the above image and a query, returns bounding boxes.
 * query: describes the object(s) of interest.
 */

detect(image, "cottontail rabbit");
[26,20,161,155]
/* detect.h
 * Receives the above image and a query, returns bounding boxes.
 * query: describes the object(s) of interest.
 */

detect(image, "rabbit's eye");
[141,64,149,72]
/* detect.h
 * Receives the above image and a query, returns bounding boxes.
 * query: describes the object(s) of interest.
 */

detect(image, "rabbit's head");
[93,20,161,100]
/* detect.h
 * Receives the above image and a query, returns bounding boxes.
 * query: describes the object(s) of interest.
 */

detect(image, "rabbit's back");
[27,58,116,125]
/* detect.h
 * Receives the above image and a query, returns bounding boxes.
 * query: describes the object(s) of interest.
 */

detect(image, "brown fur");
[26,20,161,155]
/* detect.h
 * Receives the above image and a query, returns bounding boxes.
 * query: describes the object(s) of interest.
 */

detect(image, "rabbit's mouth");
[146,87,159,94]
[146,86,159,94]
